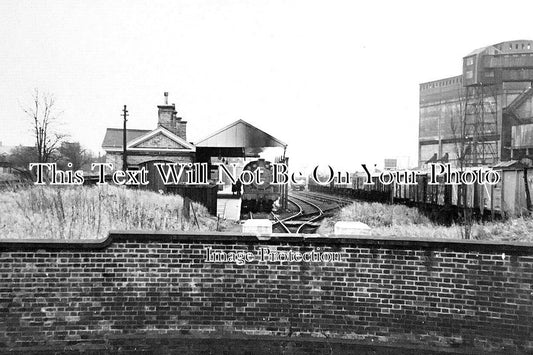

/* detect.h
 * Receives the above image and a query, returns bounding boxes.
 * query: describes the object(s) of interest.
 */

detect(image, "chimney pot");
[164,92,168,105]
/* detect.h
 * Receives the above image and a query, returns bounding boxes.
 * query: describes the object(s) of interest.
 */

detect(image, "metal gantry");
[463,83,499,166]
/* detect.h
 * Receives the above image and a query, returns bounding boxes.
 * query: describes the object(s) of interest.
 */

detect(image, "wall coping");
[1,230,533,254]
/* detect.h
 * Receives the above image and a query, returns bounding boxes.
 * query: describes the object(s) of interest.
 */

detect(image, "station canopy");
[195,119,287,160]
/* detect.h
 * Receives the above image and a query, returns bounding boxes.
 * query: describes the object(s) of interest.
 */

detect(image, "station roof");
[195,119,286,148]
[101,128,150,149]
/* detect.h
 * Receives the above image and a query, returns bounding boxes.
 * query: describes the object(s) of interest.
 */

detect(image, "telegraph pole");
[122,105,129,170]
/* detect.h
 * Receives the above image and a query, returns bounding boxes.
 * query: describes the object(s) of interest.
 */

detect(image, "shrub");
[0,185,219,239]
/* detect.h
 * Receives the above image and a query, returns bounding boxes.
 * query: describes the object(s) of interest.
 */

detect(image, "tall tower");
[462,84,499,166]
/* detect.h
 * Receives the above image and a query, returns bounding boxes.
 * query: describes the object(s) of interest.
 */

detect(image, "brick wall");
[1,233,533,353]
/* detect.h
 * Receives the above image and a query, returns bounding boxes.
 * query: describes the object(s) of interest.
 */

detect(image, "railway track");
[289,194,324,233]
[271,197,318,233]
[293,190,355,207]
[270,191,352,233]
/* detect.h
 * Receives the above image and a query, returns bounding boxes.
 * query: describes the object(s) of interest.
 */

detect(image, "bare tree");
[449,91,474,239]
[22,89,66,164]
[520,157,533,213]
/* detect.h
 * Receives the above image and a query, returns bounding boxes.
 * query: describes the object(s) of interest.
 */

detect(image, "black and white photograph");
[1,0,533,353]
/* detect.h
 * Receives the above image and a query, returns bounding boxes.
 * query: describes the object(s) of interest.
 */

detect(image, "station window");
[466,57,474,66]
[485,71,495,78]
[466,71,473,79]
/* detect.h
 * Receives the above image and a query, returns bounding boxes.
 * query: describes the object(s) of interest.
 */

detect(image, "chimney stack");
[157,92,187,140]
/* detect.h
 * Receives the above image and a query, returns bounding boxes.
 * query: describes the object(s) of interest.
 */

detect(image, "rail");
[288,194,325,233]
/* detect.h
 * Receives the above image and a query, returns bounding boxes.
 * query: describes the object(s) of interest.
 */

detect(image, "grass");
[0,185,223,240]
[318,201,533,241]
[0,172,19,181]
[3,185,530,241]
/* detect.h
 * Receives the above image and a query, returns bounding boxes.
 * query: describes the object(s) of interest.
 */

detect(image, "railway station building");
[419,40,533,168]
[101,93,287,219]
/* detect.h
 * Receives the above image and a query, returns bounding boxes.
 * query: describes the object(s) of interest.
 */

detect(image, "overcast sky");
[2,0,533,172]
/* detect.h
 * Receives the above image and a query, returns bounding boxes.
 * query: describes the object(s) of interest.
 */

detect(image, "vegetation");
[318,201,533,242]
[6,90,98,177]
[56,141,97,171]
[0,185,222,240]
[5,145,38,171]
[22,89,66,164]
[6,141,98,174]
[0,172,19,182]
[3,184,530,242]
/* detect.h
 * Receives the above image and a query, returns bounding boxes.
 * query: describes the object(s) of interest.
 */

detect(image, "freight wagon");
[309,161,533,221]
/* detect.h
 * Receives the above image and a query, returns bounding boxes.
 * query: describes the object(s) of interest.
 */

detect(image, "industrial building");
[419,40,533,167]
